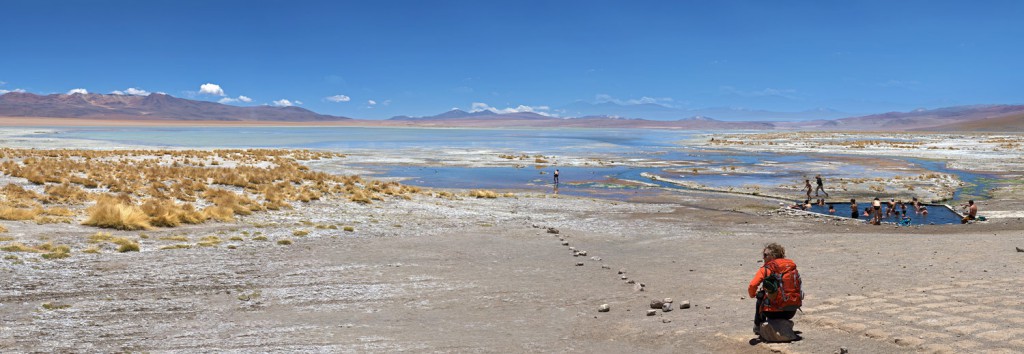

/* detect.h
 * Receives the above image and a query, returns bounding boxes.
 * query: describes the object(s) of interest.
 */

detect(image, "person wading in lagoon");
[814,174,828,197]
[850,198,859,219]
[553,169,560,184]
[749,243,803,341]
[871,197,882,225]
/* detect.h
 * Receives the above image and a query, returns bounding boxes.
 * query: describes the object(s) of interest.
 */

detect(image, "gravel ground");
[2,189,1022,353]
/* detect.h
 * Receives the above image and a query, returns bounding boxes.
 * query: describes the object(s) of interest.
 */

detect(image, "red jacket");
[748,258,803,312]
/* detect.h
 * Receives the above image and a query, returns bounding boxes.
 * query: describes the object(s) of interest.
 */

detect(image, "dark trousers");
[755,291,796,326]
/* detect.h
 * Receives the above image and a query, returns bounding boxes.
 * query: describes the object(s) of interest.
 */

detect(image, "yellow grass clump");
[0,207,41,221]
[83,195,152,230]
[1,242,40,253]
[277,239,293,245]
[468,190,499,198]
[197,235,223,247]
[111,237,140,252]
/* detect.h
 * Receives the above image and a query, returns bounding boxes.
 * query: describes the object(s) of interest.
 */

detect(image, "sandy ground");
[1,188,1022,353]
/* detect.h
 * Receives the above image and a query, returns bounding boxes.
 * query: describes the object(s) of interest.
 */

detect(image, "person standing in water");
[553,169,560,184]
[814,174,829,198]
[850,199,859,219]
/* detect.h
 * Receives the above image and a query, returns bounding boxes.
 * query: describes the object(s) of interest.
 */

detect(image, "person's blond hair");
[764,243,785,259]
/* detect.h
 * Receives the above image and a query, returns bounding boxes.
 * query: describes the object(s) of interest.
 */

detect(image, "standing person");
[748,243,803,339]
[804,179,812,200]
[814,174,829,197]
[871,197,882,225]
[553,169,560,184]
[849,198,859,219]
[961,200,978,223]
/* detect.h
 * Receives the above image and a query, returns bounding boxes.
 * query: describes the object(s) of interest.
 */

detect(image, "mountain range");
[1,92,1023,131]
[0,92,350,121]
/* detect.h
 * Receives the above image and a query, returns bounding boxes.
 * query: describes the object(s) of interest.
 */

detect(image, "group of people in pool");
[856,197,929,225]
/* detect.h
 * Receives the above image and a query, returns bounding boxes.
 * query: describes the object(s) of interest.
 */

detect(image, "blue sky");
[1,1,1022,120]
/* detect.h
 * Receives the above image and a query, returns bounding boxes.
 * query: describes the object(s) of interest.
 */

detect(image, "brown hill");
[914,111,1024,132]
[0,92,352,122]
[792,105,1024,131]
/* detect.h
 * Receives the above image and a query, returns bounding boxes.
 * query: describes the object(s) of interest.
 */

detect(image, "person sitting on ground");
[748,243,803,340]
[961,200,978,224]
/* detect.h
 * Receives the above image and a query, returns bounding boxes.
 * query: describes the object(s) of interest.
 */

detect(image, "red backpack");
[761,258,803,312]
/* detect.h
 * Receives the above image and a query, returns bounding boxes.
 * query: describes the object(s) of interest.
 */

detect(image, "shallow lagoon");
[32,126,992,213]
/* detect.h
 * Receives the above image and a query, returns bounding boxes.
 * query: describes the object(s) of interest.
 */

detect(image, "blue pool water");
[801,202,962,225]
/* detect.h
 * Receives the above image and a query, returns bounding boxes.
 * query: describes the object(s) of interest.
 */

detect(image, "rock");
[591,256,602,261]
[662,318,671,323]
[569,246,576,251]
[663,297,673,304]
[1017,247,1024,252]
[633,283,644,292]
[650,300,664,309]
[547,227,559,234]
[575,262,584,266]
[561,241,569,246]
[627,279,635,284]
[601,265,610,269]
[598,304,610,312]
[662,303,673,312]
[621,275,628,280]
[838,347,849,354]
[646,309,657,316]
[758,319,797,342]
[679,301,691,309]
[578,250,587,256]
[618,269,626,274]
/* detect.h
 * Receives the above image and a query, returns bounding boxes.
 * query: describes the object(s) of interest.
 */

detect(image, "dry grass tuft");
[160,244,192,250]
[83,195,152,230]
[0,207,41,221]
[468,190,499,198]
[292,229,309,236]
[1,242,40,253]
[277,239,293,245]
[197,235,223,247]
[111,237,140,252]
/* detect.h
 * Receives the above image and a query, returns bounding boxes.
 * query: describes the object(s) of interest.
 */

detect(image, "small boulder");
[598,304,610,312]
[578,250,587,256]
[650,300,664,309]
[662,318,672,323]
[575,262,584,266]
[759,319,797,342]
[679,301,691,309]
[663,297,673,304]
[1017,247,1024,252]
[633,283,644,292]
[547,227,559,234]
[618,269,626,274]
[561,241,569,246]
[646,309,657,316]
[662,303,673,312]
[601,265,610,269]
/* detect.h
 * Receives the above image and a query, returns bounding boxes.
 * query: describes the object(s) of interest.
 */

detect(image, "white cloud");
[111,87,151,96]
[219,95,254,104]
[67,88,89,95]
[0,88,26,94]
[368,100,377,105]
[0,81,6,85]
[595,94,674,106]
[325,94,351,102]
[272,99,294,107]
[295,100,303,105]
[199,83,225,96]
[470,102,557,117]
